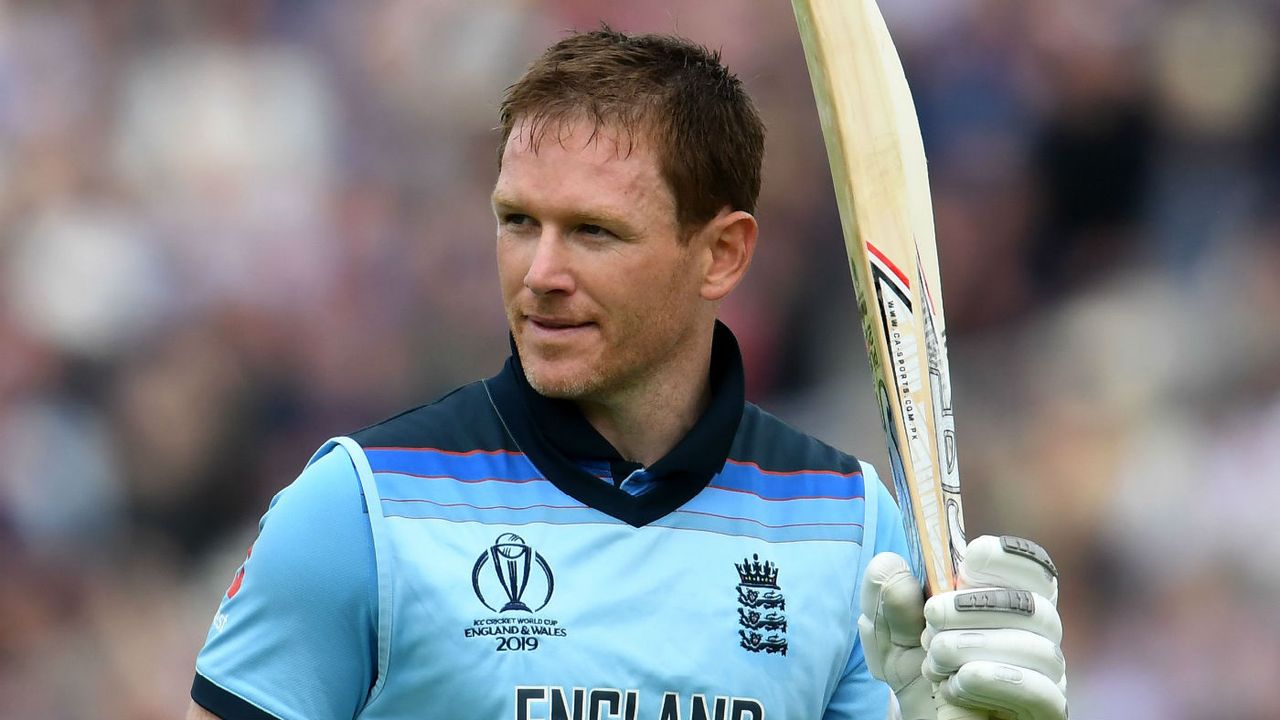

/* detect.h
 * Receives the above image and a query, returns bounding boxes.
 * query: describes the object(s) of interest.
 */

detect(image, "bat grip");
[935,695,986,720]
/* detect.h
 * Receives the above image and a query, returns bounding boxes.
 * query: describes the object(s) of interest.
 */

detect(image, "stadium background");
[0,1,1277,717]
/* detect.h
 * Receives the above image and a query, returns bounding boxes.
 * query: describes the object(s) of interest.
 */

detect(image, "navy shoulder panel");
[349,381,514,452]
[730,403,863,476]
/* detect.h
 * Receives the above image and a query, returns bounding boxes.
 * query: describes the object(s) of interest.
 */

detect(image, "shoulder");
[732,402,863,477]
[193,444,378,719]
[349,380,513,452]
[244,445,375,601]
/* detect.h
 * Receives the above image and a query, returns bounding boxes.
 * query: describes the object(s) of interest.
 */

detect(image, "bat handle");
[935,696,986,720]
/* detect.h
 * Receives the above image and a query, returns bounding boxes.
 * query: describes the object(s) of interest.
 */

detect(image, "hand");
[858,536,1068,720]
[924,536,1067,720]
[857,552,934,720]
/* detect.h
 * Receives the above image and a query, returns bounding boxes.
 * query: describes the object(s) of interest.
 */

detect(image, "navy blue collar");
[484,321,745,527]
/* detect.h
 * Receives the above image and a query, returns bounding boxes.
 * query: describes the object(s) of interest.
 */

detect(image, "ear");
[697,209,758,302]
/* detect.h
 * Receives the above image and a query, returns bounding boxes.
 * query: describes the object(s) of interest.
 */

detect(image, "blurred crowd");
[0,1,1277,718]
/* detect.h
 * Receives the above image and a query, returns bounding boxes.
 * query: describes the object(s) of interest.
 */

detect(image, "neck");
[576,327,715,467]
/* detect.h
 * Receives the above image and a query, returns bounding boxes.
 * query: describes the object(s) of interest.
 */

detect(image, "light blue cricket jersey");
[194,323,911,720]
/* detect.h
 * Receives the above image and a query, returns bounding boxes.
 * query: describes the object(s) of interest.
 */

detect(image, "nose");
[523,230,575,296]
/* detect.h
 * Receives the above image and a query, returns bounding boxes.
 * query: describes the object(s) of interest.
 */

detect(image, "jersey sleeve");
[191,445,378,720]
[823,462,911,720]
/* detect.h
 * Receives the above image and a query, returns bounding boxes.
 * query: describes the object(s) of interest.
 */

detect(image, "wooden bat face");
[791,0,966,596]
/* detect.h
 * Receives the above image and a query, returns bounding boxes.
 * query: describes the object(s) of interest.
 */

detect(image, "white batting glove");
[858,536,1068,720]
[858,552,935,720]
[924,536,1067,720]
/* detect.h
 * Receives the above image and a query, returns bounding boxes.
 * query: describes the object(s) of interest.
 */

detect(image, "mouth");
[525,315,595,335]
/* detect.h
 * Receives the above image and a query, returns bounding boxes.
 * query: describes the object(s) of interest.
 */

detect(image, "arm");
[189,446,378,720]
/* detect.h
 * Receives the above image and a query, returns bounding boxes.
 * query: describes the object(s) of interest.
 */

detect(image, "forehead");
[493,116,674,219]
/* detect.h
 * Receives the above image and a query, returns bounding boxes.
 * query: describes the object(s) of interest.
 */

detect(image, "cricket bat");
[791,1,974,717]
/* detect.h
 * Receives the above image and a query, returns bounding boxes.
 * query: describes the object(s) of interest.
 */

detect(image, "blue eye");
[579,224,611,237]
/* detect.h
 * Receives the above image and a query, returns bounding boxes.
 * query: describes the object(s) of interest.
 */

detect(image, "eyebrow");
[491,193,637,235]
[489,192,521,213]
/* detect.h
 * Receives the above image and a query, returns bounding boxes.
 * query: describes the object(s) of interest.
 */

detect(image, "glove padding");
[859,536,1068,720]
[857,552,934,720]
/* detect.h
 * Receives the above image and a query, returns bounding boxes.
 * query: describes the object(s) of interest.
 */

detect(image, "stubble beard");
[508,263,698,405]
[508,312,610,401]
[513,310,680,406]
[521,351,608,400]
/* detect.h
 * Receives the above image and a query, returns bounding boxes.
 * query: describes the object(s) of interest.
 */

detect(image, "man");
[188,29,1067,720]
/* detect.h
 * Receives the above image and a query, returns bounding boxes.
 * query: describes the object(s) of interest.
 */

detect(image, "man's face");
[493,118,708,403]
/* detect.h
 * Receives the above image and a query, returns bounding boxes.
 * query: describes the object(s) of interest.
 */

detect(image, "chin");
[522,362,602,400]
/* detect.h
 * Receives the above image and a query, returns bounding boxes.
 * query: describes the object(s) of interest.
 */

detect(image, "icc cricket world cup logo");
[471,533,555,613]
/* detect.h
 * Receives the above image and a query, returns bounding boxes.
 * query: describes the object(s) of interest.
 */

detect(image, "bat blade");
[790,0,967,597]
